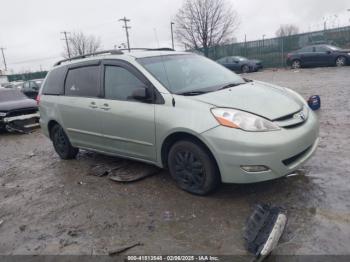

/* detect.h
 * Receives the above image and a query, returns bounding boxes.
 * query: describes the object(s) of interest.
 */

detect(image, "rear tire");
[335,56,346,67]
[291,59,301,69]
[51,124,79,160]
[168,140,220,195]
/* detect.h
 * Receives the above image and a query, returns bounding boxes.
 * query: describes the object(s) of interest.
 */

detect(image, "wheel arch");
[160,132,220,175]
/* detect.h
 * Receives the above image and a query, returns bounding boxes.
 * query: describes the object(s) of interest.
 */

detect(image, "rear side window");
[104,66,145,101]
[299,46,313,53]
[65,66,100,97]
[42,66,66,95]
[315,46,329,52]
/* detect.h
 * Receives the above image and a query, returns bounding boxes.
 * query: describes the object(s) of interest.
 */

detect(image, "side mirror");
[131,86,150,101]
[326,50,332,54]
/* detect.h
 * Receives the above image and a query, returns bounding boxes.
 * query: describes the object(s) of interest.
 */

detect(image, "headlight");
[211,108,280,132]
[0,112,7,117]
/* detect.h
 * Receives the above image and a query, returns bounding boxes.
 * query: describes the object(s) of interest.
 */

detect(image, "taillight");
[287,53,291,58]
[36,95,41,105]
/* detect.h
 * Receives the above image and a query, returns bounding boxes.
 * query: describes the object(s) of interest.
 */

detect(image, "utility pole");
[170,22,175,50]
[61,31,71,58]
[119,17,131,52]
[0,47,7,71]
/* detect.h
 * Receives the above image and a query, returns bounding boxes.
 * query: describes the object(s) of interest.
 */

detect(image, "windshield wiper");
[217,82,245,91]
[177,90,209,96]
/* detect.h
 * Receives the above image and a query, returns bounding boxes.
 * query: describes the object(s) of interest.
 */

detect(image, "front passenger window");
[104,66,145,101]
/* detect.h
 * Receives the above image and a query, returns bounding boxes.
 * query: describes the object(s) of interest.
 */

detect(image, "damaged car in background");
[0,88,40,133]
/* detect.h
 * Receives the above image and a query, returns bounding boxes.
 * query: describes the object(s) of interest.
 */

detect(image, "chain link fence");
[204,26,350,68]
[7,71,48,82]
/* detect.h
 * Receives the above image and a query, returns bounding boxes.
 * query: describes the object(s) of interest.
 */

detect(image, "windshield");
[35,80,43,87]
[326,45,341,51]
[235,56,248,61]
[137,54,245,94]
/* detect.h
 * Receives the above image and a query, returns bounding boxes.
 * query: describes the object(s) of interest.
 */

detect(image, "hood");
[0,99,37,112]
[338,49,350,53]
[192,81,303,120]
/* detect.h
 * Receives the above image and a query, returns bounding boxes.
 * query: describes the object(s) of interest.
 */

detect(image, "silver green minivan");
[39,50,319,195]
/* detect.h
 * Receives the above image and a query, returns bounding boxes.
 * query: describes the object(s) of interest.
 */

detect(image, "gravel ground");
[0,67,350,257]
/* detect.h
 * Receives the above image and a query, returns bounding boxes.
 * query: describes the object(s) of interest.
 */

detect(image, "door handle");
[89,102,98,109]
[100,103,110,110]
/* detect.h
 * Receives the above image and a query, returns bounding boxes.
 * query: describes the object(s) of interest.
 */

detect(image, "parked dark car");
[216,56,263,73]
[22,79,43,99]
[0,88,40,132]
[286,44,350,69]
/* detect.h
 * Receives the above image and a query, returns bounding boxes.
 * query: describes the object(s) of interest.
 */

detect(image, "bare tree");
[174,0,239,56]
[62,32,101,58]
[275,24,299,37]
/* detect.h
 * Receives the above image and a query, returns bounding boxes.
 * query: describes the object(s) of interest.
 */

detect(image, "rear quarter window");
[42,66,67,95]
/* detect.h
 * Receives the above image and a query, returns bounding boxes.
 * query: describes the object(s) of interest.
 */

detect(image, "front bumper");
[1,112,40,129]
[201,111,319,184]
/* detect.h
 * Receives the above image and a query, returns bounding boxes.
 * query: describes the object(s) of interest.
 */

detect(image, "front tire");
[168,140,220,195]
[335,56,346,67]
[241,64,250,73]
[51,124,79,160]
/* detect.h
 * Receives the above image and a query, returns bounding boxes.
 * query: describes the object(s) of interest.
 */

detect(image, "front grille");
[283,122,304,129]
[274,106,309,128]
[6,107,38,118]
[275,111,297,122]
[282,146,311,166]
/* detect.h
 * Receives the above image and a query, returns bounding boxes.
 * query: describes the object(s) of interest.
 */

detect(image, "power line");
[61,31,71,58]
[1,47,7,71]
[10,56,60,65]
[119,17,131,52]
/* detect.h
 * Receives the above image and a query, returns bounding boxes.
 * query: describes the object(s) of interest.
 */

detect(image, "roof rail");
[117,47,175,52]
[53,47,174,66]
[54,49,123,66]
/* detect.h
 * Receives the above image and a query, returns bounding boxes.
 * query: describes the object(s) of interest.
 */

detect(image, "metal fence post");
[281,37,284,68]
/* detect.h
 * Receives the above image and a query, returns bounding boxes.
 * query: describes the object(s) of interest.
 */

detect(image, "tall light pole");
[170,22,175,50]
[0,47,7,71]
[119,17,131,52]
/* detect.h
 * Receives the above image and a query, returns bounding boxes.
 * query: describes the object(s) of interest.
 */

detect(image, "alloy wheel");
[174,150,205,189]
[242,65,250,73]
[336,57,346,67]
[292,60,301,69]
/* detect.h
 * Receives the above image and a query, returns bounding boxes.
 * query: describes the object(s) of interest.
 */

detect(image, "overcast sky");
[0,0,349,73]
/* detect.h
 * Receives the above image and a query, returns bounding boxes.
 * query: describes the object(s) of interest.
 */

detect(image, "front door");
[300,46,316,66]
[97,60,157,161]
